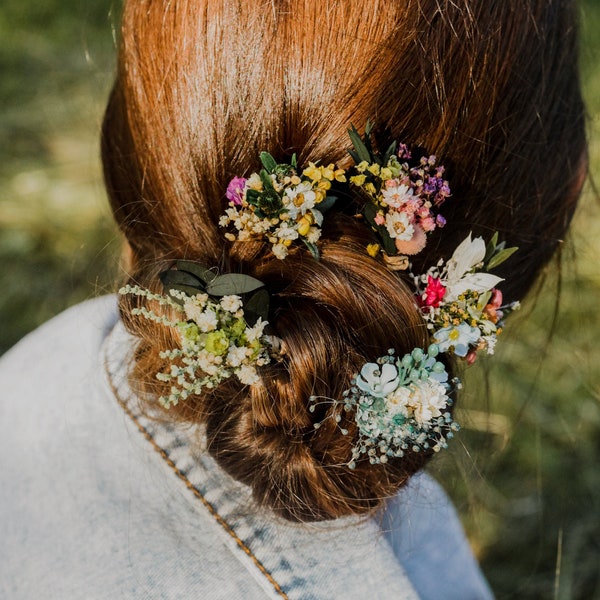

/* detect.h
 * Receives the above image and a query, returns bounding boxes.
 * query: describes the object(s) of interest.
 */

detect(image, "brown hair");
[102,0,586,521]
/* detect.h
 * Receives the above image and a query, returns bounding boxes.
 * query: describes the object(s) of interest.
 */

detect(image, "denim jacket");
[0,296,493,599]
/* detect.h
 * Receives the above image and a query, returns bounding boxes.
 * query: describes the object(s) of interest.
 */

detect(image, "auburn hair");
[102,0,586,521]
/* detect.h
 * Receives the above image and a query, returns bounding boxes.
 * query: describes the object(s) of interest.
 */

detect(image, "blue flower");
[434,322,480,357]
[356,363,400,398]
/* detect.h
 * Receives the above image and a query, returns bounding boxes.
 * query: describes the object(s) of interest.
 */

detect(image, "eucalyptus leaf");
[243,289,270,326]
[160,269,205,290]
[318,196,337,213]
[487,246,518,270]
[206,273,266,296]
[174,260,216,283]
[260,152,278,172]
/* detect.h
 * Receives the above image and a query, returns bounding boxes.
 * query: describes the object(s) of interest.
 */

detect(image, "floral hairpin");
[413,232,520,363]
[311,345,460,469]
[119,263,279,408]
[347,123,451,269]
[219,152,346,259]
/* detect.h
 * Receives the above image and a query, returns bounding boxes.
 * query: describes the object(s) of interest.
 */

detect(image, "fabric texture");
[0,296,493,599]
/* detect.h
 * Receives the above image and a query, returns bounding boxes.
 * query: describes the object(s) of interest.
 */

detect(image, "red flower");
[424,275,446,307]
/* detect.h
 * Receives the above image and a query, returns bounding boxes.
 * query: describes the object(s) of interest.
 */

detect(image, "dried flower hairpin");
[219,152,346,260]
[311,345,460,469]
[119,262,279,408]
[347,123,451,269]
[413,232,520,363]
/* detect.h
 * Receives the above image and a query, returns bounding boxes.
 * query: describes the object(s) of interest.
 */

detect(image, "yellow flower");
[303,162,322,181]
[314,188,327,203]
[317,179,332,191]
[350,174,367,186]
[322,164,335,180]
[290,175,301,185]
[380,167,393,180]
[334,168,347,182]
[367,163,381,176]
[364,182,376,195]
[366,243,381,257]
[297,216,312,236]
[356,161,369,173]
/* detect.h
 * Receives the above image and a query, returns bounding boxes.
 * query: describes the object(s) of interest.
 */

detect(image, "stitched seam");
[105,362,289,600]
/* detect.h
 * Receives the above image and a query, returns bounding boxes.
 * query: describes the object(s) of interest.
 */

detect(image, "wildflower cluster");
[219,152,346,260]
[413,233,520,363]
[311,345,459,468]
[347,124,450,266]
[119,285,273,408]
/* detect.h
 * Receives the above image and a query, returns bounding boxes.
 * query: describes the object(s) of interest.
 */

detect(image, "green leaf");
[487,246,518,270]
[160,269,205,290]
[382,141,397,166]
[243,289,270,326]
[246,188,260,204]
[206,274,266,296]
[317,196,337,213]
[259,169,275,190]
[260,152,278,172]
[291,153,298,169]
[174,260,216,283]
[484,232,499,263]
[348,125,372,164]
[302,240,320,260]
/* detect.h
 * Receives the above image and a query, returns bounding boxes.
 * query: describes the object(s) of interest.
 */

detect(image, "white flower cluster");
[119,285,273,408]
[311,345,459,468]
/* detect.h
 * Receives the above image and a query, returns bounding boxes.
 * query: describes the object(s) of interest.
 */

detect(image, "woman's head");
[102,0,586,520]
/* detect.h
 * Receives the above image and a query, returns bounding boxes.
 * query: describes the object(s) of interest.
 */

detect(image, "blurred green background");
[1,1,598,598]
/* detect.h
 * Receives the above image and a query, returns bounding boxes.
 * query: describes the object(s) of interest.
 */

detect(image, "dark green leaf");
[484,232,499,263]
[259,169,275,190]
[487,246,518,270]
[207,273,266,296]
[318,196,337,213]
[363,204,396,255]
[174,260,216,283]
[382,141,397,166]
[291,153,298,169]
[348,125,372,164]
[260,152,278,172]
[243,289,270,325]
[160,269,205,290]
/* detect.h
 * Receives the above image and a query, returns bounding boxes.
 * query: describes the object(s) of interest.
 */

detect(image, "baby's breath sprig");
[310,345,460,469]
[219,151,346,260]
[347,123,451,267]
[119,285,274,408]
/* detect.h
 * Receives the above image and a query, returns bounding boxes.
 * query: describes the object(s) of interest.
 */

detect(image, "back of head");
[102,0,585,521]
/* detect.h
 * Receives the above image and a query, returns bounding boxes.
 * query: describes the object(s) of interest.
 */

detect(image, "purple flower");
[226,177,247,206]
[436,214,447,227]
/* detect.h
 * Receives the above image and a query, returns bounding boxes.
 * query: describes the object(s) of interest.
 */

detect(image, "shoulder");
[382,472,494,600]
[0,295,119,384]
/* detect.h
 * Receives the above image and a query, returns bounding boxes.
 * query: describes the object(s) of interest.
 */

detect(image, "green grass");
[1,2,599,598]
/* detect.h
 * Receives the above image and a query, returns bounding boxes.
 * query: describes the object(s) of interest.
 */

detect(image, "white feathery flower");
[245,318,267,343]
[226,345,248,367]
[272,243,289,259]
[381,182,414,209]
[220,295,243,313]
[195,309,218,332]
[407,380,449,426]
[237,364,260,386]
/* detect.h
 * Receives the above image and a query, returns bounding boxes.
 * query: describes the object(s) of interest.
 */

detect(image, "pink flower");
[226,177,247,206]
[374,213,385,226]
[465,350,478,365]
[394,224,427,255]
[483,288,503,323]
[420,216,436,232]
[424,275,446,307]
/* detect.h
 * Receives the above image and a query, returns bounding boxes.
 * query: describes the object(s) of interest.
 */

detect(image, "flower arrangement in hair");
[220,152,346,259]
[346,123,451,269]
